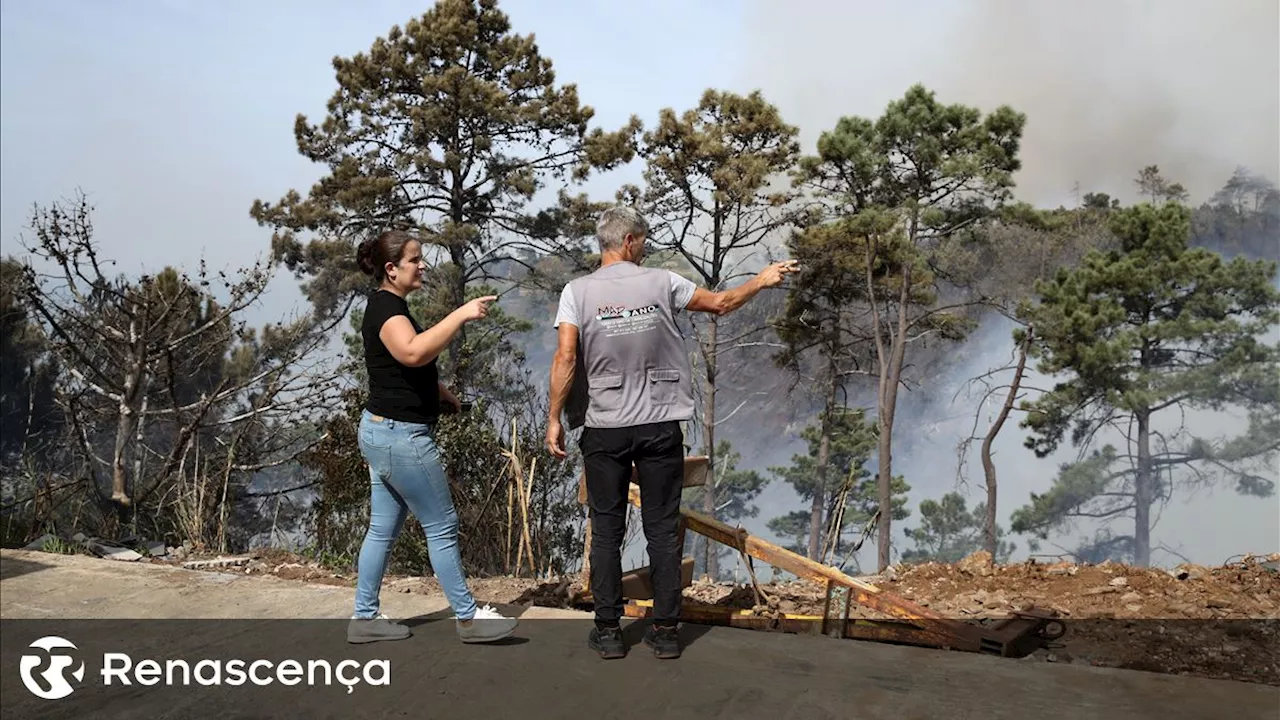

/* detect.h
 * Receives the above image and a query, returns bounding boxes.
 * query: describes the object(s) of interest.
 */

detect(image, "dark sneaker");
[643,623,682,659]
[588,625,626,659]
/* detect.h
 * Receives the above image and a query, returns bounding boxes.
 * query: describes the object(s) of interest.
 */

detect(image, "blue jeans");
[354,410,478,620]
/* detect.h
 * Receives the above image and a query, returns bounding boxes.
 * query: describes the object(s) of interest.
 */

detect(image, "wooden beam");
[617,485,979,650]
[623,601,952,650]
[674,505,978,649]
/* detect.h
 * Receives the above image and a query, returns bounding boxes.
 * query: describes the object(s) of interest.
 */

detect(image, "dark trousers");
[580,421,684,628]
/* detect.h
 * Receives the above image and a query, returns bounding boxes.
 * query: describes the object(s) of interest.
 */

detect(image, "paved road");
[2,549,1275,720]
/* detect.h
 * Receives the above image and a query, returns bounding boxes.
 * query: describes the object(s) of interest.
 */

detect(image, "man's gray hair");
[596,205,649,252]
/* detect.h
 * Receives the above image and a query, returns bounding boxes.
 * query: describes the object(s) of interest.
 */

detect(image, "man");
[546,205,798,660]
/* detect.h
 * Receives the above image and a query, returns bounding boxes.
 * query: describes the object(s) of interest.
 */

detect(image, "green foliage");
[683,440,769,575]
[770,408,877,504]
[1191,166,1280,261]
[798,84,1026,229]
[250,0,639,391]
[1013,192,1280,564]
[766,408,911,561]
[624,88,804,286]
[1017,201,1280,457]
[792,84,1023,569]
[1134,165,1189,205]
[902,491,1016,564]
[684,441,768,523]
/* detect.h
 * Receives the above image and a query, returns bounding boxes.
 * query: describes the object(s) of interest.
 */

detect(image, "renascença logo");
[20,636,86,700]
[17,635,390,699]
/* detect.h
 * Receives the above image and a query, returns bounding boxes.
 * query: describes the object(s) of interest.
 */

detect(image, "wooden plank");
[671,506,981,651]
[577,455,709,505]
[623,601,949,649]
[619,557,695,600]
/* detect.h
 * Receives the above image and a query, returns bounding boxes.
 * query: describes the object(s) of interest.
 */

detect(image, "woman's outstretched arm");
[380,296,497,368]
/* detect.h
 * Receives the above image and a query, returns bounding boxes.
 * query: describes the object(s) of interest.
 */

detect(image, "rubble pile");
[684,552,1280,620]
[681,551,1280,685]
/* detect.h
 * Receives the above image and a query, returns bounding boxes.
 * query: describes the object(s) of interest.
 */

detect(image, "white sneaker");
[348,613,411,644]
[456,604,519,643]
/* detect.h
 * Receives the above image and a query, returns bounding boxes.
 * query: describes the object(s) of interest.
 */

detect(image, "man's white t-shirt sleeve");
[668,271,697,311]
[553,285,577,327]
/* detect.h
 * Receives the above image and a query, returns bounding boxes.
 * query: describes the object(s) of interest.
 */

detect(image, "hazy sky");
[2,0,1276,566]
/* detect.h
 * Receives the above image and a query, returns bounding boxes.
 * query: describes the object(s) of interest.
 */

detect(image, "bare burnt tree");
[14,192,342,546]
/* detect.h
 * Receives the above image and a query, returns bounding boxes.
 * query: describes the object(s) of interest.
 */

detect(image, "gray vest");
[564,262,695,429]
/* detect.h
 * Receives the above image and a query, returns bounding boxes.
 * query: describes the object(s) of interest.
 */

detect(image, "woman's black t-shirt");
[362,290,439,424]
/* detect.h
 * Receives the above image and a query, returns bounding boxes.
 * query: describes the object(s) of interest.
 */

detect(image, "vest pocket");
[647,368,681,406]
[589,373,624,411]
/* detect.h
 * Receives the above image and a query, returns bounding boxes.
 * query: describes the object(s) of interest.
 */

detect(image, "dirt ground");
[170,548,1280,686]
[677,551,1280,686]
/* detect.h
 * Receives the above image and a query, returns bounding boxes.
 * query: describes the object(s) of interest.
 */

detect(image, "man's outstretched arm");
[546,322,578,458]
[683,260,799,316]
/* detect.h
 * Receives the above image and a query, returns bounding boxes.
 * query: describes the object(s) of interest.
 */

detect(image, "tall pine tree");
[1011,197,1280,566]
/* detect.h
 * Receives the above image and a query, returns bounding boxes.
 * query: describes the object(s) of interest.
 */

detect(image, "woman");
[347,229,518,645]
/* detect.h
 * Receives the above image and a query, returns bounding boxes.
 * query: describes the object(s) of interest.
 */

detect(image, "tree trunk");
[1134,409,1153,567]
[111,345,144,506]
[808,363,838,559]
[980,328,1031,557]
[875,265,911,572]
[701,314,719,579]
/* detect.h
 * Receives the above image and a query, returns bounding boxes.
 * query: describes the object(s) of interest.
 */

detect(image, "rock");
[71,532,87,544]
[1121,591,1143,603]
[171,546,188,561]
[182,556,252,570]
[1109,576,1129,587]
[21,533,57,551]
[87,540,143,562]
[957,550,994,576]
[1084,586,1119,596]
[1170,563,1208,581]
[966,589,1007,609]
[145,541,168,557]
[1046,563,1078,576]
[1205,596,1233,609]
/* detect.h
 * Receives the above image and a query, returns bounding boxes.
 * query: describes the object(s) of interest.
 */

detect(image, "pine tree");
[250,0,639,390]
[1011,196,1280,566]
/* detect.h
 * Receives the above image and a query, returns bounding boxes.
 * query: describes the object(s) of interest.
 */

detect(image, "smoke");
[741,0,1280,206]
[885,314,1279,568]
[532,2,1280,573]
